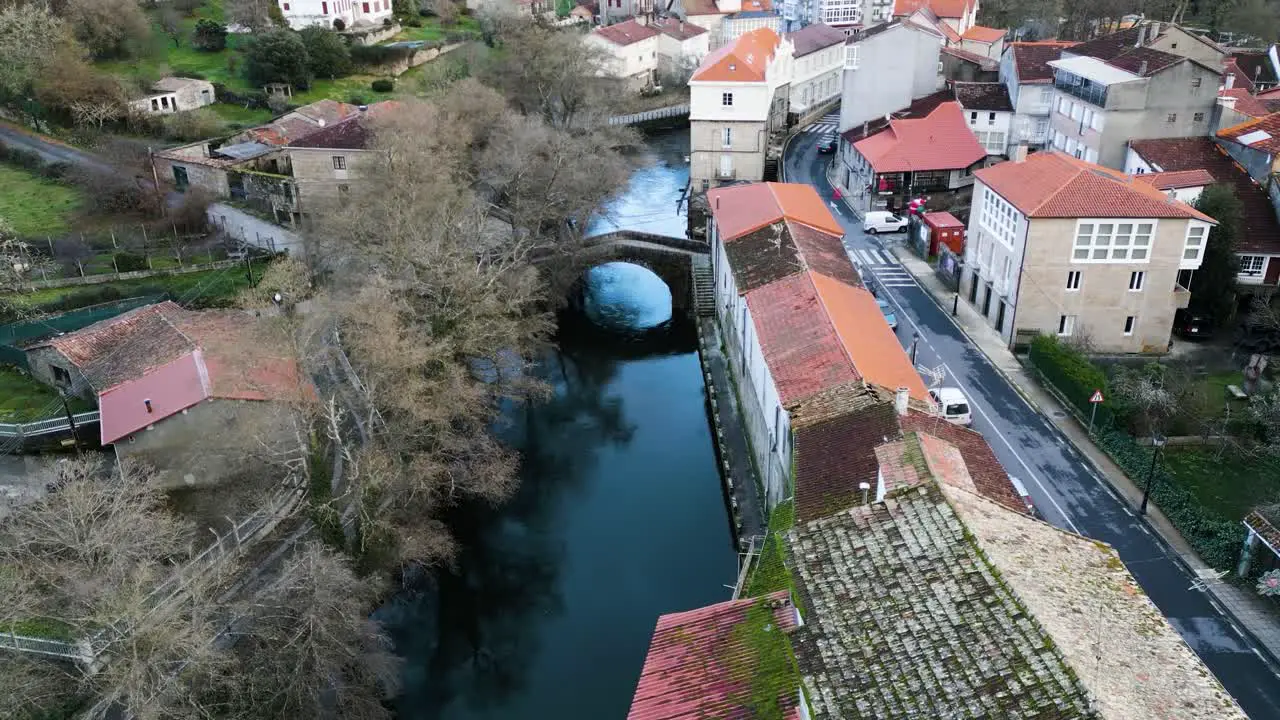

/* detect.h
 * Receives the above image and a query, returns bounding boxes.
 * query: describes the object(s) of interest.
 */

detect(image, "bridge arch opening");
[579,261,673,332]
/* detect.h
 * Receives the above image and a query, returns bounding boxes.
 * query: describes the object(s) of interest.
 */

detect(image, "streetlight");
[1139,433,1167,515]
[910,332,920,366]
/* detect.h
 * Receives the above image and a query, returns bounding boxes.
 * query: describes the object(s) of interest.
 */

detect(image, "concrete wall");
[115,399,298,490]
[207,203,306,257]
[585,33,661,86]
[790,44,843,113]
[154,155,231,197]
[1149,25,1225,69]
[839,23,943,132]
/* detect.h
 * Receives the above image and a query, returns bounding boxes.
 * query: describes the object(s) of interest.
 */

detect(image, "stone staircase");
[691,255,715,318]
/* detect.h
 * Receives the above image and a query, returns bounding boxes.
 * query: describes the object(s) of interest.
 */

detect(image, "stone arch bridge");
[545,231,710,314]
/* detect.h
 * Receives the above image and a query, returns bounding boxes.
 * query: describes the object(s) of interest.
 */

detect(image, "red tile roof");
[900,410,1027,515]
[902,7,959,42]
[1127,137,1280,254]
[1219,88,1280,118]
[98,351,209,444]
[1218,111,1280,154]
[627,591,802,720]
[894,0,971,20]
[649,17,708,40]
[941,45,999,71]
[683,0,771,15]
[792,390,901,522]
[1009,41,1077,83]
[1065,25,1213,76]
[1133,169,1216,190]
[961,25,1005,43]
[974,151,1214,221]
[746,273,860,405]
[593,18,660,46]
[691,27,780,82]
[1227,50,1278,92]
[709,182,844,241]
[852,102,987,172]
[840,89,955,143]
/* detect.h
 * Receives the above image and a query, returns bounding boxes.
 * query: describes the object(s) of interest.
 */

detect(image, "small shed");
[922,211,966,256]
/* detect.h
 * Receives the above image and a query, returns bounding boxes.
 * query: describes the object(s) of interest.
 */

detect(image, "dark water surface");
[383,128,735,720]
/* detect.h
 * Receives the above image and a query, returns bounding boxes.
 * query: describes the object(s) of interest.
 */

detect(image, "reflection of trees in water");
[390,331,644,717]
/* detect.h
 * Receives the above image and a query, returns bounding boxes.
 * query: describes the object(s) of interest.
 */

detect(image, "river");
[382,128,739,719]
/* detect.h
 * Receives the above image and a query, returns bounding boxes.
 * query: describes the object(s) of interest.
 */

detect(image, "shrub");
[346,94,370,106]
[244,30,312,90]
[113,252,147,272]
[333,18,347,31]
[383,17,394,27]
[40,162,72,180]
[299,26,353,79]
[371,79,395,92]
[0,141,47,172]
[213,84,271,110]
[406,16,424,27]
[1027,334,1109,418]
[193,19,229,52]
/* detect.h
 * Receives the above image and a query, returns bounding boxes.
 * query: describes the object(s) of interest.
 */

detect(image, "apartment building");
[681,0,778,50]
[585,19,663,90]
[999,41,1075,151]
[688,28,794,188]
[954,81,1013,156]
[785,23,846,117]
[837,20,943,134]
[963,151,1215,353]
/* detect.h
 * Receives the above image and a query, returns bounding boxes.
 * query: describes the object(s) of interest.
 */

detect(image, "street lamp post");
[910,332,919,366]
[1139,434,1167,516]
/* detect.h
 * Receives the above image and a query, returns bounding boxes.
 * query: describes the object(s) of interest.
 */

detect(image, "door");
[172,166,189,192]
[719,154,733,179]
[982,282,993,316]
[968,272,980,303]
[995,299,1006,333]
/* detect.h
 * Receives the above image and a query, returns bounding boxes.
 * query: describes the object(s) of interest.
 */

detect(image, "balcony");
[1053,72,1107,108]
[1173,282,1191,309]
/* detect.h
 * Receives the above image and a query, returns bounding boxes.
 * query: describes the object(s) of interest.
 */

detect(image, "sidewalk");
[890,244,1280,671]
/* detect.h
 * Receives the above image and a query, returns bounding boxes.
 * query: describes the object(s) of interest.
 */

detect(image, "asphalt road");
[784,120,1280,719]
[0,121,115,174]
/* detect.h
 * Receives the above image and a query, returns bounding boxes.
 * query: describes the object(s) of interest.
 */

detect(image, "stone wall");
[355,42,467,77]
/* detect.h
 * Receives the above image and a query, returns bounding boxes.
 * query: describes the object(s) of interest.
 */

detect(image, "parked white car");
[863,211,908,234]
[928,387,972,426]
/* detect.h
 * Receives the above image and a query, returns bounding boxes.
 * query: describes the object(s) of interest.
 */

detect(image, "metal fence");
[0,411,100,439]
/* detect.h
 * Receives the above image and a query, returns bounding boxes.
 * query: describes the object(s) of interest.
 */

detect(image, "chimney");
[1013,143,1029,162]
[1138,59,1148,75]
[894,387,910,416]
[1225,72,1236,90]
[1219,94,1238,110]
[144,399,153,414]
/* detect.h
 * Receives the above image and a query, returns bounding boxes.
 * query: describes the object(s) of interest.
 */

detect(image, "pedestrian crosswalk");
[805,112,841,135]
[851,248,895,266]
[850,248,917,288]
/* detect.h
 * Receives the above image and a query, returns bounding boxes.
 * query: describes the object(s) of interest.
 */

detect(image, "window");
[1191,77,1202,88]
[1183,224,1207,262]
[845,45,859,69]
[1194,112,1205,122]
[723,127,732,148]
[1083,108,1093,127]
[970,111,978,123]
[1073,220,1154,262]
[282,1,289,8]
[1166,113,1177,122]
[363,1,370,10]
[1071,103,1082,121]
[51,365,70,387]
[1091,111,1104,131]
[1066,270,1081,290]
[321,0,328,12]
[1124,316,1136,335]
[1086,147,1098,163]
[722,92,734,106]
[1058,314,1076,336]
[978,187,1019,249]
[1240,255,1267,275]
[988,112,996,125]
[332,155,346,170]
[1128,270,1145,291]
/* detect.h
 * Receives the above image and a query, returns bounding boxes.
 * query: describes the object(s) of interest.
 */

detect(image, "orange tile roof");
[1219,88,1280,118]
[1218,111,1280,154]
[708,182,844,240]
[810,272,930,403]
[690,27,780,82]
[852,102,987,172]
[961,25,1005,43]
[592,18,659,46]
[1133,169,1216,190]
[975,151,1215,221]
[894,0,971,20]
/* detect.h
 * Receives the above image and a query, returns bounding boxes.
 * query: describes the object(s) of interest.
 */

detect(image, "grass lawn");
[0,365,91,422]
[0,166,82,237]
[1162,447,1280,522]
[206,102,275,126]
[7,259,273,309]
[392,15,482,43]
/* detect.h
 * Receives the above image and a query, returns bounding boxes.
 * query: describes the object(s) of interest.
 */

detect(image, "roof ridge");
[805,270,865,387]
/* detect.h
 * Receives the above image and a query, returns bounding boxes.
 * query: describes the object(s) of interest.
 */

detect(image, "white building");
[954,81,1013,155]
[786,23,846,116]
[651,17,712,79]
[837,20,943,134]
[584,19,663,90]
[688,27,794,188]
[276,0,393,30]
[999,41,1077,151]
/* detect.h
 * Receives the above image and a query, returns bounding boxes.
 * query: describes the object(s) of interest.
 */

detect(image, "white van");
[863,211,909,234]
[928,387,972,426]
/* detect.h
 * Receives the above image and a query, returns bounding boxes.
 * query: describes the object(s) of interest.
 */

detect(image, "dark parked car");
[817,133,837,153]
[1174,309,1213,339]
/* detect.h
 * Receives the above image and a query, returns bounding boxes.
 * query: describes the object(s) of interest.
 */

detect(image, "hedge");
[1027,334,1246,569]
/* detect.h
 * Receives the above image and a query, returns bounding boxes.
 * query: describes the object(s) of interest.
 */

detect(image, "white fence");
[0,411,100,439]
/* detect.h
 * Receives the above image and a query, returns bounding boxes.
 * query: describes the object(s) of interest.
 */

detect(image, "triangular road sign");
[1089,389,1104,404]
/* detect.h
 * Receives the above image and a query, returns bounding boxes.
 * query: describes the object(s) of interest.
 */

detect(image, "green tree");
[193,18,229,52]
[299,26,353,79]
[245,30,312,90]
[1188,183,1243,328]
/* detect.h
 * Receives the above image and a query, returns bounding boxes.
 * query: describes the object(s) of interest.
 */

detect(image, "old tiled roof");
[900,409,1025,514]
[840,89,954,143]
[1133,168,1216,189]
[946,482,1249,720]
[649,17,707,41]
[1228,50,1278,90]
[691,27,780,82]
[1063,28,1198,76]
[746,273,860,405]
[593,18,659,46]
[789,480,1099,720]
[853,102,987,172]
[786,22,845,57]
[287,101,401,150]
[789,223,861,286]
[1219,88,1280,118]
[975,151,1214,221]
[952,81,1013,111]
[961,25,1004,43]
[1009,40,1077,83]
[40,302,193,391]
[940,45,998,70]
[627,591,802,720]
[708,182,845,241]
[1128,137,1280,253]
[791,389,900,522]
[1218,111,1280,154]
[904,7,959,43]
[232,100,361,147]
[722,220,857,293]
[893,0,971,19]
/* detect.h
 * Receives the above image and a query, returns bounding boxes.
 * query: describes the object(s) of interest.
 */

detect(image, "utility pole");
[60,390,79,453]
[245,254,255,287]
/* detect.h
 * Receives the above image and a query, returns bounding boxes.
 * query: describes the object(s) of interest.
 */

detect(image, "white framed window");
[1072,220,1155,263]
[1128,270,1145,291]
[1123,316,1136,335]
[988,112,996,125]
[1066,270,1081,290]
[1058,314,1077,336]
[723,127,732,148]
[722,92,734,106]
[978,186,1019,249]
[1091,112,1104,131]
[1083,109,1093,127]
[1071,104,1082,121]
[1066,138,1078,154]
[844,45,860,69]
[1183,223,1208,263]
[1240,255,1267,276]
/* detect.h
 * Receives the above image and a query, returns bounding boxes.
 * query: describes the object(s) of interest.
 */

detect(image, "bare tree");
[69,98,123,130]
[1110,362,1195,439]
[0,218,53,292]
[159,6,183,47]
[227,0,280,31]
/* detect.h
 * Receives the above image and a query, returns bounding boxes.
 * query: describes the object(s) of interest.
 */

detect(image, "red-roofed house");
[998,41,1076,151]
[893,0,977,35]
[961,151,1215,352]
[707,182,932,508]
[26,302,311,488]
[689,28,795,189]
[585,19,663,90]
[843,101,987,212]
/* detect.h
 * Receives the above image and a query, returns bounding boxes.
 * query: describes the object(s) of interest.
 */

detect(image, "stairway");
[691,255,715,318]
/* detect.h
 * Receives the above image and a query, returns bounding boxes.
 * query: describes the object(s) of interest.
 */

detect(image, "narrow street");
[783,118,1280,719]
